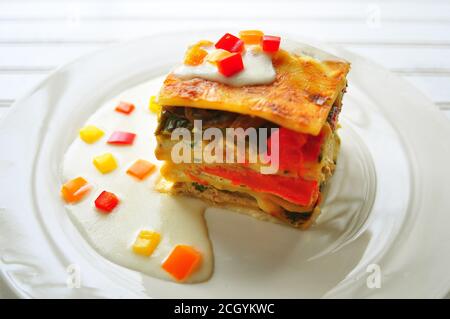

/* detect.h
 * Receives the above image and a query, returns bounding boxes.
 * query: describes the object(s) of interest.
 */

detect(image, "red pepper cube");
[215,33,244,53]
[107,131,136,145]
[262,35,281,53]
[95,191,119,213]
[217,53,244,77]
[115,102,135,115]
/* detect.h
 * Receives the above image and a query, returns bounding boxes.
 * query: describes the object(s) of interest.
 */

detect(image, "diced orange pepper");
[184,46,208,66]
[193,40,214,48]
[239,30,264,45]
[206,49,232,65]
[115,101,135,115]
[61,177,91,203]
[162,245,202,281]
[126,159,156,180]
[132,230,161,257]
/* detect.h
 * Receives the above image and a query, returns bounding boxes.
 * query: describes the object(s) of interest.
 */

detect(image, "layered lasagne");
[154,32,350,229]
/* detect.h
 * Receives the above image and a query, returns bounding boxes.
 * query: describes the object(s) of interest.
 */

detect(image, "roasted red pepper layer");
[201,166,319,206]
[267,127,325,174]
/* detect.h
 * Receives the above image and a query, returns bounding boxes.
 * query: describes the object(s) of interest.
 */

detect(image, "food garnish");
[132,230,161,257]
[107,131,136,145]
[238,30,264,44]
[95,190,119,213]
[79,125,104,144]
[216,52,244,77]
[93,152,118,174]
[61,177,91,203]
[162,245,202,281]
[215,33,244,53]
[149,96,161,114]
[115,101,135,115]
[126,159,156,180]
[262,35,281,53]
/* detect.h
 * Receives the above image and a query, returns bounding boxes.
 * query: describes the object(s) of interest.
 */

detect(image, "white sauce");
[172,45,276,87]
[62,77,213,283]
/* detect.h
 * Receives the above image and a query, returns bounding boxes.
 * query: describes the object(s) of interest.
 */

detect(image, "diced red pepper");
[217,53,244,77]
[202,166,318,206]
[215,33,244,53]
[95,191,119,213]
[107,131,136,145]
[262,35,281,53]
[115,102,135,115]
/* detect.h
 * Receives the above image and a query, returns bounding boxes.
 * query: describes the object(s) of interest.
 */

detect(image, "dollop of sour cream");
[172,45,276,87]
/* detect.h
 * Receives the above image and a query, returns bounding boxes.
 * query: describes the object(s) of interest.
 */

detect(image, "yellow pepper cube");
[149,96,161,114]
[79,125,104,144]
[93,153,118,174]
[132,230,161,257]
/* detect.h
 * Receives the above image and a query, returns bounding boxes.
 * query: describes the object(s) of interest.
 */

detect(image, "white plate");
[1,31,450,298]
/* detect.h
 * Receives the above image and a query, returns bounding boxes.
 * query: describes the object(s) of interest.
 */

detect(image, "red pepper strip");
[215,33,244,53]
[267,127,307,174]
[217,53,244,77]
[95,191,119,213]
[202,166,318,206]
[107,131,136,145]
[262,35,281,53]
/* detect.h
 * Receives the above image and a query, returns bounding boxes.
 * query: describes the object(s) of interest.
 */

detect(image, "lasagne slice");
[154,41,349,229]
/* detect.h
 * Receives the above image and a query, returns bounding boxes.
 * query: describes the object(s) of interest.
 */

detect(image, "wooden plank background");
[0,0,449,298]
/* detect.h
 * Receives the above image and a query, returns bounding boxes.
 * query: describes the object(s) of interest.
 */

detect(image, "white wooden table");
[0,0,449,299]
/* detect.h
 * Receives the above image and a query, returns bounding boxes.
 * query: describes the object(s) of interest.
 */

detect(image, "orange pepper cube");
[162,245,202,281]
[61,177,91,203]
[184,46,208,66]
[79,125,104,144]
[239,30,264,45]
[126,159,156,180]
[132,230,161,257]
[93,153,118,174]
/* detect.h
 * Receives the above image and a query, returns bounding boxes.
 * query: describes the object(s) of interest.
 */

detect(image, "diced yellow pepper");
[79,125,104,144]
[132,230,161,257]
[149,96,161,114]
[206,49,232,65]
[93,153,117,174]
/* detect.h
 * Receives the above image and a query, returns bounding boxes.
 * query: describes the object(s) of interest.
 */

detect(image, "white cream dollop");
[172,46,276,87]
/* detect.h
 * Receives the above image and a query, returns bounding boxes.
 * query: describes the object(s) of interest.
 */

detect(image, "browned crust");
[158,49,350,135]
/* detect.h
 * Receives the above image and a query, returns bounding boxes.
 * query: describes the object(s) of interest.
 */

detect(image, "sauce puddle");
[62,77,213,283]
